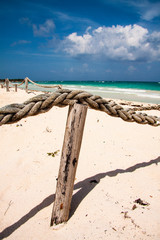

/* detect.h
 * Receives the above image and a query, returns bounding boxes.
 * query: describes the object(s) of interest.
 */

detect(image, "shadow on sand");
[0,156,159,239]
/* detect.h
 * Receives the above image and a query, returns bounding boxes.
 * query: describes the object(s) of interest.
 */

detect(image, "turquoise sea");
[27,81,160,104]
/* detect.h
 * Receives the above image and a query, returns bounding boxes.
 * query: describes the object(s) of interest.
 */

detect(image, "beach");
[21,80,160,104]
[0,87,160,240]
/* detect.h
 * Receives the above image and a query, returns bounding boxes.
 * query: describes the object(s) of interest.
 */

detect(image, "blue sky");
[0,0,160,81]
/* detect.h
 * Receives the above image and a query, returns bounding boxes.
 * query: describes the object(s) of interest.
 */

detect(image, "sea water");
[26,80,160,104]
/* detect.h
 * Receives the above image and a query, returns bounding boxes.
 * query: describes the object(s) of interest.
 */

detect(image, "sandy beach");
[0,87,160,240]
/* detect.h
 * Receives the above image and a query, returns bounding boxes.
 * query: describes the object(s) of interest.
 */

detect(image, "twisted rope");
[2,77,61,90]
[4,79,25,87]
[128,105,160,112]
[11,79,25,87]
[0,89,160,126]
[27,77,62,89]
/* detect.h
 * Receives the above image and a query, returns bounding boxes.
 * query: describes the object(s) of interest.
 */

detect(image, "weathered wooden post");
[0,83,3,88]
[15,84,17,92]
[50,103,87,226]
[25,77,28,93]
[5,78,9,92]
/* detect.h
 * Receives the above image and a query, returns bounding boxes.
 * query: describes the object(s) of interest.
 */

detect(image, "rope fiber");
[27,77,62,89]
[0,89,160,126]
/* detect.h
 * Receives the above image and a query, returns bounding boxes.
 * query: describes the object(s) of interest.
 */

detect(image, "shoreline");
[0,87,160,240]
[23,83,160,104]
[0,87,160,113]
[1,78,160,104]
[2,83,160,105]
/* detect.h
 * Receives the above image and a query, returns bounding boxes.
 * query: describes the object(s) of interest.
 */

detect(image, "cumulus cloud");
[32,19,55,37]
[63,24,160,62]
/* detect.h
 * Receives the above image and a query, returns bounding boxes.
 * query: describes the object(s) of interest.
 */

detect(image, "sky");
[0,0,160,81]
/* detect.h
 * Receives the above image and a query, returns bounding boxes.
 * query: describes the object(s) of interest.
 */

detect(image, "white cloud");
[33,19,55,37]
[53,11,97,28]
[127,0,160,21]
[19,18,55,37]
[90,0,160,21]
[11,40,31,46]
[66,32,92,55]
[142,6,160,21]
[63,24,160,62]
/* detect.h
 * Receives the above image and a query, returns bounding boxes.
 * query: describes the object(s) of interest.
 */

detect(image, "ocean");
[26,81,160,104]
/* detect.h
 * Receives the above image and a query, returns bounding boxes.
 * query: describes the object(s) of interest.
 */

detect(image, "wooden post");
[25,78,28,93]
[0,84,3,88]
[50,103,88,226]
[15,84,17,92]
[5,78,9,92]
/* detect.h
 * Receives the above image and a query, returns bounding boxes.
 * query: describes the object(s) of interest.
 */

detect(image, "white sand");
[0,88,160,240]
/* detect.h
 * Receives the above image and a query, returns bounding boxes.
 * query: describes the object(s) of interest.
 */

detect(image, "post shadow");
[0,156,159,239]
[69,156,160,218]
[0,194,55,240]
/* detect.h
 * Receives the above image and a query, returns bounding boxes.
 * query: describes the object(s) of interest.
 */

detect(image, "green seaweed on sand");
[47,150,60,157]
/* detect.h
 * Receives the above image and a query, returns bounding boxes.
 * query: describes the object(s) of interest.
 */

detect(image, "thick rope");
[27,77,62,89]
[2,78,62,89]
[11,79,25,87]
[3,79,25,87]
[128,105,160,112]
[0,89,160,126]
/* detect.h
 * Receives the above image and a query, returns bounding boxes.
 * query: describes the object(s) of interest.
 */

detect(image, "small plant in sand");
[47,150,60,157]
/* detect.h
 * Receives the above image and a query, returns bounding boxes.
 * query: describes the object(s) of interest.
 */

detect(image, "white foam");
[137,93,160,99]
[107,87,146,93]
[27,83,160,104]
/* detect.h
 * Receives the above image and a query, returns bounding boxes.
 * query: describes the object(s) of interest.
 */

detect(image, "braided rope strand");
[0,89,160,126]
[9,79,26,87]
[27,77,62,89]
